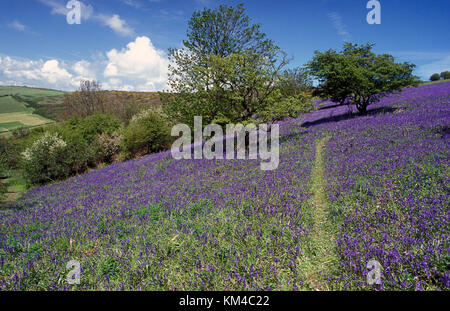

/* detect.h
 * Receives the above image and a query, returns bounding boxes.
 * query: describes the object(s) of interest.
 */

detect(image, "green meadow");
[0,86,65,133]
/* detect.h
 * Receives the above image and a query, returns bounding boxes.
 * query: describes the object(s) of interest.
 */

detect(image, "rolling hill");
[0,82,448,290]
[0,86,65,133]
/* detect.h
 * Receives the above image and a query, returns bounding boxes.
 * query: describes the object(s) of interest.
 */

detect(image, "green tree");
[161,3,289,128]
[307,43,419,114]
[430,73,441,81]
[122,110,172,157]
[278,67,313,97]
[440,71,450,80]
[257,90,315,124]
[60,113,122,145]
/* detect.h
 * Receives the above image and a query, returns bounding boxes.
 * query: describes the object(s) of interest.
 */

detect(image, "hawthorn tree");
[440,71,450,80]
[430,73,441,82]
[160,3,290,128]
[307,43,419,114]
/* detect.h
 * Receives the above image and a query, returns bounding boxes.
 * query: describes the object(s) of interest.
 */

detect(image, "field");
[0,82,448,291]
[0,112,55,133]
[0,86,65,133]
[0,86,163,133]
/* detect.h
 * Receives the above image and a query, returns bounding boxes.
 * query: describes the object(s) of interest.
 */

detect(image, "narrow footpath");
[300,136,337,290]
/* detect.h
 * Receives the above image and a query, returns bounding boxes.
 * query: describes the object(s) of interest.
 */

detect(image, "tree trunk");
[356,100,368,114]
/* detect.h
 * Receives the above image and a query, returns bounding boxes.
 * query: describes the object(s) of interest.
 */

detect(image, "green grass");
[0,169,27,204]
[0,96,32,113]
[420,79,450,85]
[0,122,26,130]
[297,135,337,290]
[0,86,65,132]
[0,86,64,97]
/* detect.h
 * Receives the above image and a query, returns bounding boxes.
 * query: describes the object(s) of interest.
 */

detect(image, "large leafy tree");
[307,43,419,114]
[430,73,441,82]
[440,71,450,80]
[161,3,289,127]
[278,67,313,97]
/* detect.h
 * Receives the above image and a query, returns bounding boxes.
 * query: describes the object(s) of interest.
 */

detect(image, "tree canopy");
[430,73,441,81]
[307,43,419,114]
[161,3,291,128]
[440,71,450,80]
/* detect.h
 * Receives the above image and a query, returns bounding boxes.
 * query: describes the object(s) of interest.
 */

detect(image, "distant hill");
[0,86,165,133]
[0,86,65,133]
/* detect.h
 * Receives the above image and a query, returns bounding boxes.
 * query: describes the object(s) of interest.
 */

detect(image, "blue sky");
[0,0,449,91]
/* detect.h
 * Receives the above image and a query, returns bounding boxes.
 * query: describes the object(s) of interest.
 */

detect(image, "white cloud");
[98,14,134,37]
[72,60,97,81]
[122,0,142,8]
[0,36,168,91]
[104,36,169,91]
[195,0,214,6]
[328,12,351,42]
[41,60,73,84]
[0,56,77,90]
[8,21,27,32]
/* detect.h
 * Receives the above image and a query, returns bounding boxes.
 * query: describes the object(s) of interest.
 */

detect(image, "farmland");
[0,86,163,134]
[0,81,448,291]
[0,86,64,133]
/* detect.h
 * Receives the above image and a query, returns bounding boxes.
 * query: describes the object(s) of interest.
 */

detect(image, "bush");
[57,113,122,168]
[20,114,124,185]
[60,113,122,145]
[89,132,122,164]
[123,110,172,157]
[0,137,20,170]
[11,127,31,139]
[0,152,8,203]
[257,91,315,123]
[430,73,441,81]
[21,132,71,185]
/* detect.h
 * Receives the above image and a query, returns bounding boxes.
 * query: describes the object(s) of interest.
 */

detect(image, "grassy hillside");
[421,79,450,86]
[0,86,65,133]
[0,95,33,114]
[0,81,448,290]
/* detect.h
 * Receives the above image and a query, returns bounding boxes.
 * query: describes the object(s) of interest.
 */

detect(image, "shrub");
[57,113,122,167]
[21,132,71,185]
[0,137,20,170]
[11,127,31,139]
[60,113,122,145]
[20,114,123,185]
[430,73,441,81]
[122,110,172,157]
[0,152,8,203]
[90,132,122,164]
[258,91,315,123]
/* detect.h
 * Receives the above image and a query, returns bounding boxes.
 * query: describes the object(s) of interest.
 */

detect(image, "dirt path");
[299,135,336,290]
